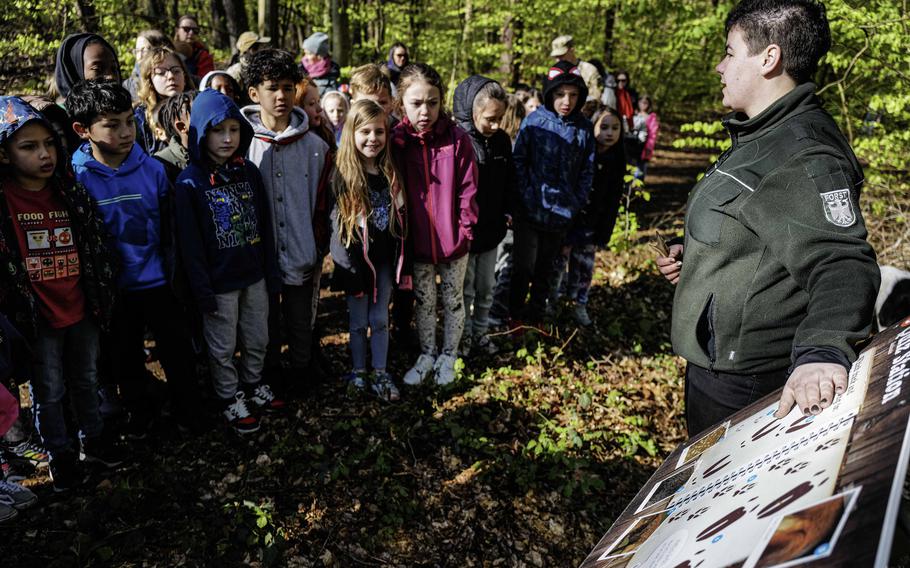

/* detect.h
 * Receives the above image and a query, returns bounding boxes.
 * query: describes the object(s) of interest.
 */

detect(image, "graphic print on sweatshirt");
[3,182,86,327]
[205,182,261,249]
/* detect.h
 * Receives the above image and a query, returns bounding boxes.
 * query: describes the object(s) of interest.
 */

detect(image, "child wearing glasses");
[135,46,196,153]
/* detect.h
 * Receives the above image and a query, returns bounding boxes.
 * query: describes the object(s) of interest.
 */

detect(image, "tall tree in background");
[331,0,352,65]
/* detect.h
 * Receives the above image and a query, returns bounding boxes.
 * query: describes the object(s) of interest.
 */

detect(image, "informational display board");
[580,317,910,568]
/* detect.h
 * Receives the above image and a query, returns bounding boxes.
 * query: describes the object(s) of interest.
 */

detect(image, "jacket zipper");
[421,140,438,264]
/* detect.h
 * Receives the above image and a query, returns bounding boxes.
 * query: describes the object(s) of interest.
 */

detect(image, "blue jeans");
[346,261,393,371]
[31,318,103,456]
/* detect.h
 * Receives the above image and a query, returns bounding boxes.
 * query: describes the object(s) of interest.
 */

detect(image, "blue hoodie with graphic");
[72,141,168,291]
[175,89,277,313]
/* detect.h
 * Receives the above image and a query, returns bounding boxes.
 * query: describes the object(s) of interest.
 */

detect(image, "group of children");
[0,30,639,509]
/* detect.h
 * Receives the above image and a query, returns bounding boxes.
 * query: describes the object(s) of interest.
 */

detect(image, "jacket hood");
[1,96,69,179]
[54,33,121,99]
[199,70,235,92]
[452,75,495,134]
[241,105,310,141]
[72,141,145,178]
[0,96,51,146]
[189,89,254,164]
[543,60,588,116]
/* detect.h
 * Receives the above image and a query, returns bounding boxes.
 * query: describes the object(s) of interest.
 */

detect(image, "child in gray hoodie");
[242,49,331,395]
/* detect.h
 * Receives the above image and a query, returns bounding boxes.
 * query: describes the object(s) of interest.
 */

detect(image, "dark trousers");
[266,280,314,373]
[112,285,201,420]
[391,288,415,331]
[684,362,788,437]
[509,221,566,321]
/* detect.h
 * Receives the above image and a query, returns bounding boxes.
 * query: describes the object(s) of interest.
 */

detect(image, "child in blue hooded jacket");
[68,81,201,436]
[175,89,282,434]
[509,60,594,324]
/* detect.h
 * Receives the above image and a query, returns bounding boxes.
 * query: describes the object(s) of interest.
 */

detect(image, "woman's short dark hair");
[725,0,831,84]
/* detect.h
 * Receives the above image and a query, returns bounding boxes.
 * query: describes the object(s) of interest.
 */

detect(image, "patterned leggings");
[413,255,469,356]
[551,244,597,305]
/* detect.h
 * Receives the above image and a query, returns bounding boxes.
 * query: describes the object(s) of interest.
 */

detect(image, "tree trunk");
[499,1,514,80]
[76,0,99,32]
[211,0,230,50]
[603,3,617,68]
[146,0,167,27]
[267,0,279,48]
[450,0,472,87]
[331,0,352,66]
[221,0,248,52]
[510,15,523,87]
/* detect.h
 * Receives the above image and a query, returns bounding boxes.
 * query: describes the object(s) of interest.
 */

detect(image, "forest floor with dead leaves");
[1,137,716,567]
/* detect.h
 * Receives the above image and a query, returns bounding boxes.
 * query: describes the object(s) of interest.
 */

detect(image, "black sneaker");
[49,452,85,493]
[2,438,49,467]
[81,435,126,468]
[0,452,35,483]
[244,383,285,414]
[222,392,260,434]
[124,410,156,441]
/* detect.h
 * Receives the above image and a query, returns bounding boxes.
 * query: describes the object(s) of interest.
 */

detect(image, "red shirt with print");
[3,181,85,328]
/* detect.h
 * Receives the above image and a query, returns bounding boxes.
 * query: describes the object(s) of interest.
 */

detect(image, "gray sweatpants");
[463,248,498,337]
[203,278,270,399]
[414,256,469,357]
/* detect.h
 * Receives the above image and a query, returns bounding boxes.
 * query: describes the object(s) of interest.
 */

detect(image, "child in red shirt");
[0,97,120,491]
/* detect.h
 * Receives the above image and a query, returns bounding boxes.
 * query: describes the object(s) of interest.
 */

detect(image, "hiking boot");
[0,479,37,510]
[573,303,592,326]
[343,370,368,392]
[81,435,126,468]
[370,371,400,402]
[3,439,49,467]
[403,354,436,386]
[49,452,85,493]
[433,354,458,386]
[245,383,285,413]
[0,452,35,483]
[222,392,260,434]
[474,334,499,355]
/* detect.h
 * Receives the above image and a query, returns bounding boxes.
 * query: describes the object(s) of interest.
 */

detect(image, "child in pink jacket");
[390,63,478,386]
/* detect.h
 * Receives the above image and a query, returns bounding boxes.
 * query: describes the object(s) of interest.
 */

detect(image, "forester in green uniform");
[657,0,880,436]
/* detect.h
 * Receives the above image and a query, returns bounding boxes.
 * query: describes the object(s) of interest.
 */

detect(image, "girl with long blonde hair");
[329,99,408,401]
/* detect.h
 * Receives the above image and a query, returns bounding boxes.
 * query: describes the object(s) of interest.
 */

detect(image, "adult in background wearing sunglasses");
[173,15,214,79]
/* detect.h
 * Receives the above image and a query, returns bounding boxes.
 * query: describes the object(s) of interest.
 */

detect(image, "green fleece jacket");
[671,83,880,374]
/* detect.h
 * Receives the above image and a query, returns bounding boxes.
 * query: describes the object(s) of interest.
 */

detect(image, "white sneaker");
[403,354,436,386]
[433,354,458,385]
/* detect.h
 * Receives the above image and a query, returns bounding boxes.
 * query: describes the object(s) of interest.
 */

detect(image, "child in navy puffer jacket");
[509,60,594,324]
